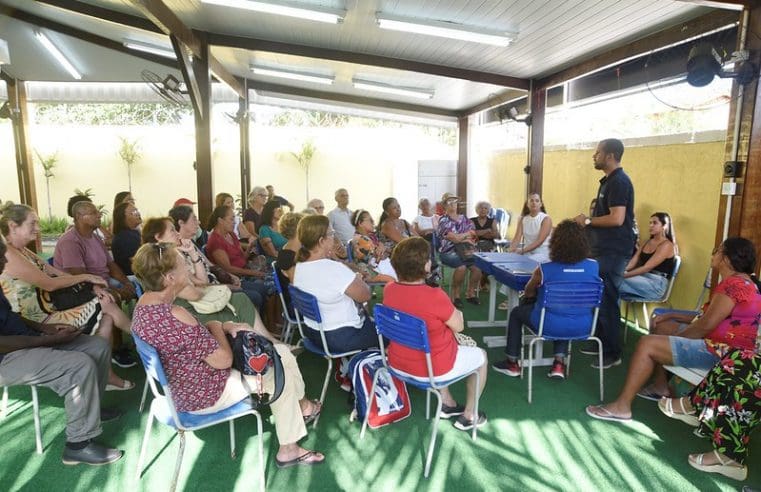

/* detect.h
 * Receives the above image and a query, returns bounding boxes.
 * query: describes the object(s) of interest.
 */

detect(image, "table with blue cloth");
[468,252,537,329]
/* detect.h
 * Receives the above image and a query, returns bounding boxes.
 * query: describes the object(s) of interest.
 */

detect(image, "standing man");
[574,138,636,369]
[266,185,294,212]
[327,188,354,244]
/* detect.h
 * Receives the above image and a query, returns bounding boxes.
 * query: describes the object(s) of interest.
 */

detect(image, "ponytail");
[297,244,311,263]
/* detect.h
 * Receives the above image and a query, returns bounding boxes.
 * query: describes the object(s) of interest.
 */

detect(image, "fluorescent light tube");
[202,0,345,24]
[252,65,334,85]
[377,14,516,47]
[124,40,176,59]
[352,79,434,99]
[35,31,82,80]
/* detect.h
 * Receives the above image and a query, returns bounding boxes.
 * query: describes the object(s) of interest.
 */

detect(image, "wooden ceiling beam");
[208,32,529,90]
[34,0,161,33]
[246,78,458,119]
[537,10,739,90]
[460,88,527,116]
[0,7,178,71]
[130,0,245,98]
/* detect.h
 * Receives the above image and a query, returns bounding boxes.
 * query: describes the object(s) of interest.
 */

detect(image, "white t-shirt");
[521,212,551,263]
[328,207,355,244]
[413,214,438,232]
[293,259,363,331]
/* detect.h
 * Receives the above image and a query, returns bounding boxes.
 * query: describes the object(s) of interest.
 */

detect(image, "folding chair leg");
[229,420,236,459]
[314,358,333,428]
[425,391,431,420]
[424,390,444,478]
[471,372,480,442]
[633,303,641,334]
[593,337,604,401]
[527,337,541,404]
[623,302,629,343]
[360,370,382,439]
[1,386,7,419]
[135,408,156,480]
[282,321,293,345]
[255,414,265,492]
[31,385,42,454]
[170,431,186,492]
[641,303,650,332]
[139,380,149,413]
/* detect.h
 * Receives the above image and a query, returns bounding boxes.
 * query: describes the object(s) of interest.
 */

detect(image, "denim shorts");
[669,337,719,369]
[439,251,475,268]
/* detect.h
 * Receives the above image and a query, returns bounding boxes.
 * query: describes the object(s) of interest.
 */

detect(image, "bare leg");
[463,356,488,420]
[276,443,324,464]
[588,335,674,418]
[439,387,457,407]
[451,266,466,301]
[100,302,132,333]
[466,266,482,298]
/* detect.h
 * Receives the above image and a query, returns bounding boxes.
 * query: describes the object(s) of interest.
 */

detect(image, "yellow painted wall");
[0,122,455,223]
[488,140,725,313]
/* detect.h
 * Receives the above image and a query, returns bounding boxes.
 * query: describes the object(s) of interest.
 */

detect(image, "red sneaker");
[492,359,521,377]
[548,360,566,379]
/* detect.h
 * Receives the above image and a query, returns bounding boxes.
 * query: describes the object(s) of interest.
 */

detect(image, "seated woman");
[142,217,265,330]
[215,192,251,243]
[437,193,482,307]
[0,203,134,390]
[586,237,761,422]
[659,347,759,481]
[111,201,143,276]
[242,187,268,241]
[383,237,488,431]
[258,201,287,261]
[619,212,677,301]
[130,243,325,468]
[205,205,271,312]
[351,209,395,283]
[292,215,378,353]
[274,212,303,315]
[413,198,438,241]
[378,197,415,254]
[509,193,552,264]
[492,220,599,379]
[470,201,500,252]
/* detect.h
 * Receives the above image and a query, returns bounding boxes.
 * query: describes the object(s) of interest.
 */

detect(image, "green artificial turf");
[1,290,758,491]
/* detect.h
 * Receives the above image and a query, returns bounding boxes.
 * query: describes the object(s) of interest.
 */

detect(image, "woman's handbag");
[37,282,96,311]
[454,242,476,260]
[455,332,478,347]
[188,285,237,315]
[226,331,284,408]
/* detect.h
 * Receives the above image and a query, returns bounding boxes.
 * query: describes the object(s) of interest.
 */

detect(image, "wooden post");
[527,83,546,196]
[191,33,213,223]
[238,92,251,206]
[457,116,469,208]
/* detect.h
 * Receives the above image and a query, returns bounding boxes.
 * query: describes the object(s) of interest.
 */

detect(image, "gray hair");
[475,201,491,211]
[247,186,266,203]
[334,188,347,198]
[307,198,324,209]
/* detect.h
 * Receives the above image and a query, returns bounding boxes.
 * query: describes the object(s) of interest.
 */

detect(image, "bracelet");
[193,257,203,264]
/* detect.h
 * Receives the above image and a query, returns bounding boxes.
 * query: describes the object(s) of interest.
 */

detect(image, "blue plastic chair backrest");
[539,280,603,311]
[271,261,284,295]
[133,334,169,388]
[346,240,354,262]
[373,304,431,353]
[288,286,323,323]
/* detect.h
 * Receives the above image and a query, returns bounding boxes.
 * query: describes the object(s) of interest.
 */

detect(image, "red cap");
[174,198,196,207]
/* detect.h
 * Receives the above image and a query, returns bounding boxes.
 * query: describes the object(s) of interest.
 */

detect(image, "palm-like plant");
[289,140,316,202]
[35,149,58,219]
[117,136,141,192]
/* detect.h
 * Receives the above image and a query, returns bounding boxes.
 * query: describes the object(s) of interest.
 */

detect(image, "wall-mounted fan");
[686,43,757,87]
[141,69,187,106]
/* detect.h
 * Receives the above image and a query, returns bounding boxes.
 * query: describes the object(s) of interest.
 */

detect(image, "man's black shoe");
[579,342,600,355]
[100,407,123,423]
[111,348,137,368]
[62,441,123,466]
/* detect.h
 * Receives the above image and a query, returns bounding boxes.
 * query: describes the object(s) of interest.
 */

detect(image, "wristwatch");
[584,217,592,226]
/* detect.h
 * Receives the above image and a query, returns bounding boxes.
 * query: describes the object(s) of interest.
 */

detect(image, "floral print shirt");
[703,275,761,357]
[437,214,475,254]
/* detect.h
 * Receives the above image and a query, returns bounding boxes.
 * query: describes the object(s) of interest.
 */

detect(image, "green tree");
[289,140,316,202]
[117,137,141,192]
[35,149,58,220]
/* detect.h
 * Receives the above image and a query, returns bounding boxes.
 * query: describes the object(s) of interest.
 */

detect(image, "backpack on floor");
[348,349,411,429]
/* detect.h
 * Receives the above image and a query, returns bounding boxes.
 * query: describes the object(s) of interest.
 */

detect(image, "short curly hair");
[279,212,303,239]
[548,220,590,264]
[391,237,430,282]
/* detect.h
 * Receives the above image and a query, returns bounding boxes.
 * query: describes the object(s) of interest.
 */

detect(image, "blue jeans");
[303,316,380,354]
[595,254,629,359]
[505,303,569,359]
[239,279,267,312]
[620,272,668,301]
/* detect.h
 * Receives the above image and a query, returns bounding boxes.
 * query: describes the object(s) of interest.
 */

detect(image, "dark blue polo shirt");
[0,290,38,363]
[589,167,636,257]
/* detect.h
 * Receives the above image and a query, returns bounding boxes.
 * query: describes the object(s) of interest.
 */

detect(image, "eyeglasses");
[325,230,336,238]
[129,210,141,216]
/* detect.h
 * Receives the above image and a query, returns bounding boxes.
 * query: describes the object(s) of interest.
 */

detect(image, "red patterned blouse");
[704,275,761,357]
[132,303,229,412]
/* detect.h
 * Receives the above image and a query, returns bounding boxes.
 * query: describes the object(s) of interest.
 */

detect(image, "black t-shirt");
[243,208,263,233]
[589,167,636,257]
[0,291,38,362]
[111,229,141,275]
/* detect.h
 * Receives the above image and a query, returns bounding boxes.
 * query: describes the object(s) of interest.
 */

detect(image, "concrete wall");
[486,138,726,313]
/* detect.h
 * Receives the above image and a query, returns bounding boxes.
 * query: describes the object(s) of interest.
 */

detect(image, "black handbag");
[226,331,284,408]
[37,282,96,312]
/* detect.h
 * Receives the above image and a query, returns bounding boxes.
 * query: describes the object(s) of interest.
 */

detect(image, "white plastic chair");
[1,385,43,454]
[621,255,682,341]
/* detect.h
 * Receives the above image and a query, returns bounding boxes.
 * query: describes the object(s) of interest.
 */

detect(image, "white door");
[418,160,457,204]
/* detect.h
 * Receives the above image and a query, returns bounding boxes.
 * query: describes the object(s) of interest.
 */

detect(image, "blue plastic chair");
[520,280,604,403]
[493,208,511,251]
[288,285,361,427]
[366,304,481,478]
[621,255,682,341]
[133,335,264,492]
[270,261,298,345]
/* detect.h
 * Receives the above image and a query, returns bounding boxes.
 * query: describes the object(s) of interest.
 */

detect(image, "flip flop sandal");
[105,379,135,392]
[585,405,632,423]
[658,397,699,427]
[275,450,325,469]
[688,451,748,481]
[302,399,322,425]
[636,385,670,401]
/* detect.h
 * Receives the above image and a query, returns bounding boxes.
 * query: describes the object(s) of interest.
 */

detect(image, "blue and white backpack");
[348,350,411,429]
